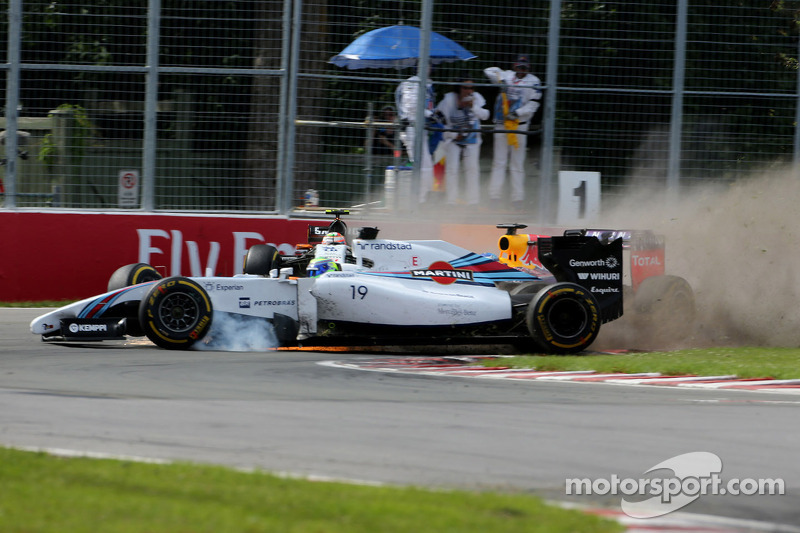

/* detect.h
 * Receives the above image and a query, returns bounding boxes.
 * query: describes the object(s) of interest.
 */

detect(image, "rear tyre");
[633,275,696,344]
[243,244,281,276]
[138,277,213,350]
[526,282,601,354]
[634,275,695,318]
[107,263,162,291]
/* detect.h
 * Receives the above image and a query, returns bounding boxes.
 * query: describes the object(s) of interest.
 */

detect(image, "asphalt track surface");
[3,308,799,530]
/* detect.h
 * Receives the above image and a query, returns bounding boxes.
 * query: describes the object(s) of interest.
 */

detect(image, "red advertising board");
[0,211,319,301]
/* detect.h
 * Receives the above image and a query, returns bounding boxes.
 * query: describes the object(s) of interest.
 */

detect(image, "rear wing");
[537,230,624,323]
[584,229,665,291]
[306,209,352,245]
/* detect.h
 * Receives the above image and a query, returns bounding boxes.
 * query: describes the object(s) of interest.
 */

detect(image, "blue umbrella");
[329,25,476,70]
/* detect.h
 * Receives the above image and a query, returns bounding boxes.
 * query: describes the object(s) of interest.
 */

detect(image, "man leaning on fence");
[484,55,542,211]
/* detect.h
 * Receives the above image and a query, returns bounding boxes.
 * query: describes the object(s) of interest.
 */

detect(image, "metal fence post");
[280,0,302,214]
[794,19,800,177]
[412,0,433,208]
[274,0,293,214]
[667,0,688,198]
[141,0,162,211]
[537,0,561,226]
[3,0,23,209]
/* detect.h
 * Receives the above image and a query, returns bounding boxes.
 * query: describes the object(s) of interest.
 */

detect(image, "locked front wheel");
[139,277,213,350]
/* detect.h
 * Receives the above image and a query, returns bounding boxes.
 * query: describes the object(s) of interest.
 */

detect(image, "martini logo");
[410,261,473,285]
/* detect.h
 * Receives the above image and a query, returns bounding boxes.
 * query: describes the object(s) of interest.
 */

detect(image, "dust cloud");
[594,168,800,349]
[319,169,800,351]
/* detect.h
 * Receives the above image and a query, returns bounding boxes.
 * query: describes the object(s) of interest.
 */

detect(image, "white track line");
[605,375,738,384]
[679,379,800,389]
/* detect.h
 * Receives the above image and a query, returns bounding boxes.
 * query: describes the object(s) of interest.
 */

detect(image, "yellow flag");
[501,92,519,149]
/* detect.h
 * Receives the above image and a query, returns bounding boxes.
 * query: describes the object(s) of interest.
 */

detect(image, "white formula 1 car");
[31,211,632,354]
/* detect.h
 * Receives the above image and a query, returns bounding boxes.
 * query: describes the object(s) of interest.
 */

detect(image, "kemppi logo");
[68,323,108,333]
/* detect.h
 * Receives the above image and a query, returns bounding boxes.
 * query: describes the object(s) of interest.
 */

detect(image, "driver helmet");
[322,232,346,245]
[307,257,340,277]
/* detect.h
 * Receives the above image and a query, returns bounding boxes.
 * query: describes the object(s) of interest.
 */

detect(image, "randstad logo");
[565,452,784,519]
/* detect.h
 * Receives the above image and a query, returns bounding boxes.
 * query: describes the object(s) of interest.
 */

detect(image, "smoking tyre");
[138,277,213,350]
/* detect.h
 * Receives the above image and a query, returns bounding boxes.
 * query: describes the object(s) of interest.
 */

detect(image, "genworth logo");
[566,451,784,519]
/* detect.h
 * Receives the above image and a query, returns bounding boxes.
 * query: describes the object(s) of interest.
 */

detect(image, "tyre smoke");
[194,312,279,351]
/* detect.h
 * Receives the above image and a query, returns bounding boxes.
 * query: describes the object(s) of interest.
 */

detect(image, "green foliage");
[37,104,96,167]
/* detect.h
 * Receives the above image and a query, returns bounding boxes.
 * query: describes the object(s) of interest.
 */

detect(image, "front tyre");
[138,277,213,350]
[107,263,162,291]
[526,282,601,354]
[106,263,163,337]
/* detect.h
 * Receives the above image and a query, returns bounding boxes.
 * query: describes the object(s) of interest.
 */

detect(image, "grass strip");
[0,300,77,308]
[0,447,620,533]
[489,347,800,380]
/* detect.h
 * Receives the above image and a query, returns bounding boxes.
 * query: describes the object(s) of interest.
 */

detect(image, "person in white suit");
[484,54,542,208]
[434,76,490,206]
[395,67,435,203]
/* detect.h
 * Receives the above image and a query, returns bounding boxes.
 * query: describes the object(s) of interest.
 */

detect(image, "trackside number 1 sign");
[119,170,139,208]
[557,171,600,225]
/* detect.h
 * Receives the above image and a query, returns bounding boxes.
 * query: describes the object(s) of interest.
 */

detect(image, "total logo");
[410,261,474,285]
[632,255,662,266]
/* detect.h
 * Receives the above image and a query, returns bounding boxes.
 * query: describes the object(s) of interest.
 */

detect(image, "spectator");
[373,105,398,157]
[484,54,542,210]
[434,75,489,206]
[395,66,436,203]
